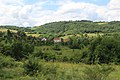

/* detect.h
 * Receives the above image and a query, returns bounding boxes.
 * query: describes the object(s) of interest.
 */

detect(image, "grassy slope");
[0,28,104,38]
[35,46,81,59]
[34,46,120,80]
[2,60,120,80]
[0,28,17,32]
[0,28,40,37]
[46,62,120,80]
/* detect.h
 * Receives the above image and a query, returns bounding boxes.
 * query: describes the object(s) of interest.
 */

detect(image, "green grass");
[34,46,81,59]
[61,33,104,39]
[108,65,120,80]
[45,62,120,80]
[34,46,120,80]
[1,52,120,80]
[0,28,104,38]
[26,33,40,37]
[97,22,108,25]
[0,28,40,37]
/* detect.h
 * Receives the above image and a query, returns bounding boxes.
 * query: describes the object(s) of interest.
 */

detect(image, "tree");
[11,41,34,60]
[7,30,12,37]
[88,36,120,64]
[24,56,42,76]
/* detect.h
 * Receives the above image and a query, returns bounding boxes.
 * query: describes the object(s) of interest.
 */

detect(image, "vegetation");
[0,21,120,79]
[34,21,120,34]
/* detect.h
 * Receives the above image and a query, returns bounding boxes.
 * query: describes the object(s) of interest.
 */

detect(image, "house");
[53,37,61,43]
[41,38,47,41]
[63,38,70,43]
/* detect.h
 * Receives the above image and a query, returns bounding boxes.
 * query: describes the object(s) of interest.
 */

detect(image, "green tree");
[24,56,42,76]
[11,41,34,60]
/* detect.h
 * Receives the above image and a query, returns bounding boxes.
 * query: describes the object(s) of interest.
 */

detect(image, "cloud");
[108,0,120,9]
[105,0,120,21]
[0,0,120,27]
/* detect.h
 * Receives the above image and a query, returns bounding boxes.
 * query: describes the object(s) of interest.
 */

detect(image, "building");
[63,38,70,43]
[53,37,61,43]
[41,38,47,41]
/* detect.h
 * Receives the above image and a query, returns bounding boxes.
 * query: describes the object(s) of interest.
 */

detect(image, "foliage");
[83,65,114,80]
[86,36,120,64]
[0,22,120,80]
[0,53,15,68]
[34,21,120,34]
[24,56,42,76]
[11,41,34,60]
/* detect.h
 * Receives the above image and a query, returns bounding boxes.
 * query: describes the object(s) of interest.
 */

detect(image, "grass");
[1,44,120,80]
[61,33,104,39]
[34,46,81,59]
[0,28,40,37]
[1,59,120,80]
[45,62,120,80]
[0,28,104,38]
[97,22,108,25]
[84,33,104,37]
[108,65,120,80]
[34,46,120,80]
[26,33,40,37]
[0,28,17,33]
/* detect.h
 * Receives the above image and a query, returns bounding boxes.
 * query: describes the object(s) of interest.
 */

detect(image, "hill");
[1,20,120,36]
[0,26,39,37]
[33,21,120,34]
[1,21,120,80]
[0,25,33,32]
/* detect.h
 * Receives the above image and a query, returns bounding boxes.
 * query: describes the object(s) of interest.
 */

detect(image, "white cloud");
[108,0,120,10]
[105,0,120,21]
[0,0,120,27]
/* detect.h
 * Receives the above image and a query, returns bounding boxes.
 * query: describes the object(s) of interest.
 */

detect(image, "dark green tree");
[11,41,34,60]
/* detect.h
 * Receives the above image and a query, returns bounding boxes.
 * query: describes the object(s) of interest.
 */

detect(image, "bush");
[0,53,15,68]
[24,56,43,76]
[53,44,61,51]
[11,41,34,60]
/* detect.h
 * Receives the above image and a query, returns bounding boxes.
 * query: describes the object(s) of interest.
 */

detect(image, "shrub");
[53,44,61,51]
[24,56,43,76]
[0,53,15,68]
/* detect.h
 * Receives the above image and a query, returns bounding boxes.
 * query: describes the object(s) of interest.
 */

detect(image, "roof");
[53,37,61,40]
[63,38,70,42]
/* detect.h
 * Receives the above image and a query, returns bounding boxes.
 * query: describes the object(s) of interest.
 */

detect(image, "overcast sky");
[0,0,120,27]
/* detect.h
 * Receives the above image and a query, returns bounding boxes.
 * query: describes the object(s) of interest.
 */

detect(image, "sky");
[0,0,120,27]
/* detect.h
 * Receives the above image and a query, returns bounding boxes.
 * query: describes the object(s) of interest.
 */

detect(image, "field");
[97,22,108,25]
[1,58,120,80]
[0,28,40,37]
[47,62,120,80]
[33,46,120,80]
[26,33,40,37]
[0,28,17,32]
[0,28,105,38]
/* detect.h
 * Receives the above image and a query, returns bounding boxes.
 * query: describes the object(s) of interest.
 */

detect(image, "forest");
[0,20,120,80]
[33,21,120,34]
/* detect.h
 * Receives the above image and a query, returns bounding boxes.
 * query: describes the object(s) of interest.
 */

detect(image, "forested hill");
[33,21,120,34]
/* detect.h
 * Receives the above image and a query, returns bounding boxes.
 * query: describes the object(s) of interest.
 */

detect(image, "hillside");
[0,25,33,32]
[0,26,39,37]
[1,21,120,35]
[1,21,120,80]
[33,21,120,34]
